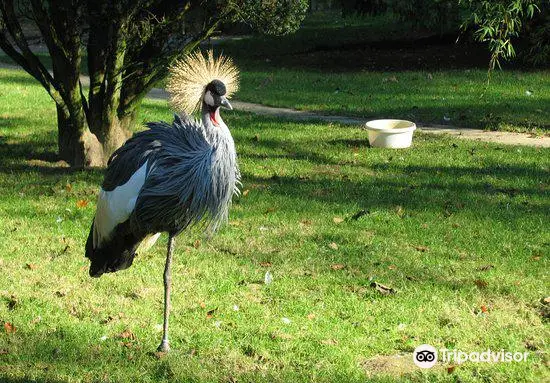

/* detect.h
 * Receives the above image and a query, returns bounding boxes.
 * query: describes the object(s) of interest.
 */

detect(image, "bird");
[85,50,240,352]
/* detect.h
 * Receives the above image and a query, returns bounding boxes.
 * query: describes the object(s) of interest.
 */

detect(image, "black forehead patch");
[208,79,227,96]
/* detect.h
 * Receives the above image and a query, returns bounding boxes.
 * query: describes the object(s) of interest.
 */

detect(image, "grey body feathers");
[85,113,239,276]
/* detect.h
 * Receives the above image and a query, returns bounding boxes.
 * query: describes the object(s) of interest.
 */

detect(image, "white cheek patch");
[204,90,215,106]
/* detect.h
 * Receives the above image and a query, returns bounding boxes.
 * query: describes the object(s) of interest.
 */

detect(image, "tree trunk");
[88,110,134,162]
[57,105,105,167]
[0,0,219,167]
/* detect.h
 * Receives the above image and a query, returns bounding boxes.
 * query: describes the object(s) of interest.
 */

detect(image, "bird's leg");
[157,234,175,352]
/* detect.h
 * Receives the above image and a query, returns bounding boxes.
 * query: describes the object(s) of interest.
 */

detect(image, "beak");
[220,96,233,110]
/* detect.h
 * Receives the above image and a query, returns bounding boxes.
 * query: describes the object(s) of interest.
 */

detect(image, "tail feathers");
[85,220,143,278]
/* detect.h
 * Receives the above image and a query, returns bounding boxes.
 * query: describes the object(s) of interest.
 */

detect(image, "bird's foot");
[157,339,170,352]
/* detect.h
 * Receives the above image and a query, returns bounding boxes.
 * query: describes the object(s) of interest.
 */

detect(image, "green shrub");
[232,0,310,35]
[388,0,462,33]
[523,5,550,65]
[460,0,543,70]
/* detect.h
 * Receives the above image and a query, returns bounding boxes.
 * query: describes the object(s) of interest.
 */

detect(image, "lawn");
[0,68,549,382]
[1,11,548,135]
[216,12,550,134]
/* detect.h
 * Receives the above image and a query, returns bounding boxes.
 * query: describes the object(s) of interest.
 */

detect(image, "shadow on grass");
[0,72,44,87]
[0,330,414,383]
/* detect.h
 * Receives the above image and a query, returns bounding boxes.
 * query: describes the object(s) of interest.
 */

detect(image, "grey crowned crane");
[85,50,240,352]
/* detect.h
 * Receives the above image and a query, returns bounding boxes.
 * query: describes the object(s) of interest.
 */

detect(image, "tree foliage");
[233,0,309,35]
[460,0,545,70]
[389,0,461,33]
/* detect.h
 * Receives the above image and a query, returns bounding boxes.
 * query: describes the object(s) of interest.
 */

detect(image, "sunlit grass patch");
[0,68,548,382]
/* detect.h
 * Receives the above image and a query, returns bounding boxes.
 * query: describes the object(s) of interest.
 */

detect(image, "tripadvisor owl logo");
[413,344,438,368]
[412,344,529,368]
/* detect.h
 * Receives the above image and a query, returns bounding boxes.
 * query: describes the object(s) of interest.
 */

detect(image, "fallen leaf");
[388,264,397,270]
[0,349,8,355]
[351,209,369,220]
[76,199,88,208]
[370,282,396,295]
[413,245,429,252]
[193,239,201,249]
[331,263,345,270]
[100,315,114,324]
[333,217,344,224]
[478,264,494,271]
[300,219,312,226]
[542,297,550,304]
[30,316,41,324]
[382,75,398,83]
[242,189,249,197]
[65,183,72,192]
[264,207,276,214]
[395,205,405,218]
[25,263,37,270]
[199,302,206,309]
[474,279,488,289]
[447,365,456,374]
[206,308,218,319]
[3,322,16,334]
[6,295,17,310]
[153,351,167,359]
[532,256,541,261]
[328,242,338,250]
[307,313,316,320]
[480,305,488,313]
[117,329,136,340]
[321,339,338,345]
[259,261,272,267]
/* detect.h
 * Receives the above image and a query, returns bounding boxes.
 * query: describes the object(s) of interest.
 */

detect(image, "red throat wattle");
[209,110,220,127]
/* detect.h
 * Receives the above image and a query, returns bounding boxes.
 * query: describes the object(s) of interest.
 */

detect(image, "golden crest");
[167,50,239,115]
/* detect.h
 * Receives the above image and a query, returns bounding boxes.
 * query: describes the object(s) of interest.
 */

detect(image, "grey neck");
[201,101,232,144]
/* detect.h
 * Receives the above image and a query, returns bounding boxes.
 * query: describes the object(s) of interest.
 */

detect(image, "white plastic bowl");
[365,119,416,148]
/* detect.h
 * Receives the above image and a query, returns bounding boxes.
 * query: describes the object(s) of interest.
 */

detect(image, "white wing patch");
[136,232,161,254]
[93,161,149,249]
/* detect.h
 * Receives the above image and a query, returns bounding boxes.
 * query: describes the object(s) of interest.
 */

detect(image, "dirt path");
[2,62,548,148]
[148,88,550,148]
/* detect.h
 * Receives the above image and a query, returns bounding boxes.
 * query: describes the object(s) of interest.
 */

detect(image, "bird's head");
[203,79,232,127]
[167,50,239,128]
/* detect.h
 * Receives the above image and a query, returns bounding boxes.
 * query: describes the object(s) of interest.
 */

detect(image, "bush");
[340,0,388,16]
[388,0,462,33]
[460,0,546,70]
[232,0,310,35]
[523,5,550,65]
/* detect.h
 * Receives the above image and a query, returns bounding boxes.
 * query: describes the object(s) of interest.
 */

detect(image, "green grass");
[2,11,548,136]
[0,68,549,382]
[216,12,550,134]
[233,68,550,133]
